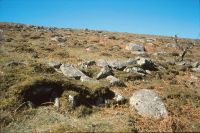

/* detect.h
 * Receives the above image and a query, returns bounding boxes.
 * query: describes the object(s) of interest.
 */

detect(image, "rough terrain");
[0,22,200,132]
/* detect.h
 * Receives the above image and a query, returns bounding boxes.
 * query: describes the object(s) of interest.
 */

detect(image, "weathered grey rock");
[192,62,199,68]
[124,67,146,76]
[145,38,156,43]
[51,36,66,42]
[125,43,145,52]
[68,95,77,108]
[96,59,109,67]
[190,75,198,80]
[60,64,86,79]
[192,65,200,72]
[107,60,127,70]
[80,60,96,69]
[47,61,61,69]
[129,89,168,119]
[47,61,62,73]
[176,61,191,66]
[166,60,176,65]
[126,58,137,65]
[54,97,59,108]
[86,45,98,52]
[106,75,126,87]
[113,92,126,103]
[96,66,113,80]
[80,76,98,83]
[153,51,168,56]
[136,57,157,71]
[165,43,178,47]
[145,70,152,75]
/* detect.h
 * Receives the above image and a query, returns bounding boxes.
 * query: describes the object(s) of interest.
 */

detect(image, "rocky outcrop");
[129,89,168,119]
[192,62,200,72]
[126,43,145,52]
[106,75,126,87]
[60,64,86,79]
[136,57,157,71]
[124,67,146,76]
[79,60,96,69]
[107,60,127,70]
[96,59,109,67]
[96,66,113,80]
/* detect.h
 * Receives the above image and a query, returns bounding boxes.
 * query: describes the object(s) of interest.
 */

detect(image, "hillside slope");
[0,23,200,132]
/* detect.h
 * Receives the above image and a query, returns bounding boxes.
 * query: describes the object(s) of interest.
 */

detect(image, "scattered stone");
[80,60,96,69]
[125,43,145,52]
[51,36,66,42]
[80,76,96,82]
[96,66,113,80]
[145,38,156,43]
[106,75,126,87]
[145,70,152,74]
[60,64,86,79]
[96,59,109,67]
[107,60,127,70]
[153,51,168,56]
[54,97,59,108]
[126,58,137,65]
[47,61,61,69]
[124,67,146,76]
[86,45,98,52]
[165,43,178,47]
[192,62,199,68]
[69,95,77,108]
[192,65,200,72]
[110,45,121,51]
[47,61,62,73]
[166,60,176,65]
[136,57,157,71]
[191,75,198,80]
[113,92,126,103]
[129,89,168,119]
[176,61,191,66]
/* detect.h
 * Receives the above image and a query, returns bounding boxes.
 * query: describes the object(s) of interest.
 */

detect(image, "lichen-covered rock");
[96,59,109,67]
[86,45,98,52]
[51,36,66,42]
[126,43,145,52]
[129,89,168,119]
[106,75,126,87]
[68,95,78,108]
[107,60,127,70]
[113,92,126,103]
[79,60,96,69]
[60,64,86,79]
[80,76,98,83]
[126,58,137,65]
[96,66,113,80]
[124,67,146,75]
[136,57,157,71]
[47,61,61,68]
[165,43,179,47]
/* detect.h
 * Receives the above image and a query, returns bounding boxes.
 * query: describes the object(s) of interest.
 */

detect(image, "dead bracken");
[0,23,200,132]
